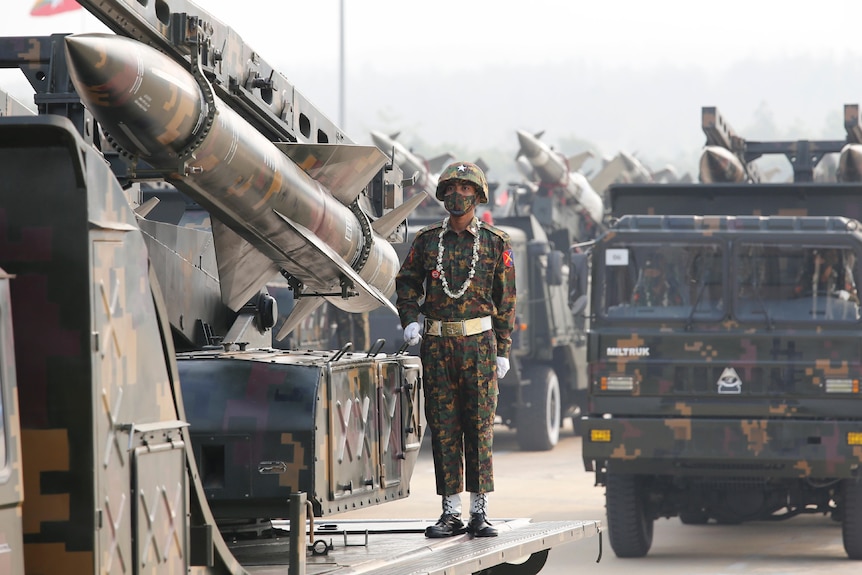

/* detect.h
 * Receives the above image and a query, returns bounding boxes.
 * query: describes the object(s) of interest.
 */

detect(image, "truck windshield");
[601,243,724,320]
[735,243,860,322]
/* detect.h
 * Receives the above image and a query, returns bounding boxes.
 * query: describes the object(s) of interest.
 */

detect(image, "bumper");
[582,416,862,478]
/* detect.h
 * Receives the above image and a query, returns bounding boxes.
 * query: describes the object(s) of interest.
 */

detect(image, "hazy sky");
[4,0,862,178]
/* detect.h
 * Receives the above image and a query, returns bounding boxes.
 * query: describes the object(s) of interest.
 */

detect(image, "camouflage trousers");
[420,329,498,495]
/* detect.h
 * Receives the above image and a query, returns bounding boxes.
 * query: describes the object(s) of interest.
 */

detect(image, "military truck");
[580,107,862,559]
[0,1,601,573]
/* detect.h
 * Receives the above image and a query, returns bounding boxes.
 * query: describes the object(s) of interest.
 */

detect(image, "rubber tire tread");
[843,477,862,559]
[606,473,653,558]
[515,365,560,452]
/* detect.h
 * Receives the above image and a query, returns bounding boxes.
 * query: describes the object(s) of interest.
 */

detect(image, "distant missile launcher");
[700,105,861,183]
[516,129,604,225]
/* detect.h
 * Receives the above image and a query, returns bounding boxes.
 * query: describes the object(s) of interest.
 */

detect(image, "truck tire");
[842,477,862,559]
[515,365,561,451]
[606,473,653,558]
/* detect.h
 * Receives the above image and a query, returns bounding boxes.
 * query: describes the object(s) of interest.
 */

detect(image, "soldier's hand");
[403,322,422,346]
[496,356,510,379]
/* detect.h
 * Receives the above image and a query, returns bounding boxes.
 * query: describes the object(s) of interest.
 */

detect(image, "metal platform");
[227,518,601,575]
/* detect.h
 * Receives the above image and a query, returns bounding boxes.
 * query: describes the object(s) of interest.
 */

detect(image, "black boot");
[467,513,498,537]
[425,495,466,538]
[467,492,498,537]
[424,513,467,538]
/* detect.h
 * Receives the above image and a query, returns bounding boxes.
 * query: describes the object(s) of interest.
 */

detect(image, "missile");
[515,129,604,224]
[698,145,747,183]
[65,33,404,338]
[369,130,452,196]
[837,143,862,182]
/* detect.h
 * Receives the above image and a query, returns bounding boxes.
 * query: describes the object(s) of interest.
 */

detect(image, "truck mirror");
[571,294,588,315]
[547,250,564,286]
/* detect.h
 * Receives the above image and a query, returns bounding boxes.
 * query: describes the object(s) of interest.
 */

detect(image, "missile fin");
[212,219,281,311]
[371,191,430,239]
[588,154,628,195]
[275,297,326,341]
[134,196,160,218]
[567,151,594,172]
[273,142,388,205]
[273,210,398,315]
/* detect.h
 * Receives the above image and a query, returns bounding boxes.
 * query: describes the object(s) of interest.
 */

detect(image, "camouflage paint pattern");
[435,161,489,203]
[584,214,862,481]
[422,330,498,494]
[176,348,423,518]
[396,218,516,358]
[0,116,201,574]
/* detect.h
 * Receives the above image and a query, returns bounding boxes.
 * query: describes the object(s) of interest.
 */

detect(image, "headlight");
[824,378,858,393]
[601,375,634,391]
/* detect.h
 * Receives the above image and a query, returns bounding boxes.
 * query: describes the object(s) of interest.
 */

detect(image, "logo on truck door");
[716,367,742,394]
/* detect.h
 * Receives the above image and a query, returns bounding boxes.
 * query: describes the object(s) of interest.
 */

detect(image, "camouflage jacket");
[396,217,516,357]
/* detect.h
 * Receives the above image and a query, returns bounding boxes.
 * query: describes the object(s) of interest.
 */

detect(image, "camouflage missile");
[64,33,402,338]
[515,129,604,223]
[698,145,747,183]
[837,143,862,182]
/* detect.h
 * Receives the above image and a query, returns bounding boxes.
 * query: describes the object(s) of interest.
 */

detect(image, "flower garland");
[436,216,481,299]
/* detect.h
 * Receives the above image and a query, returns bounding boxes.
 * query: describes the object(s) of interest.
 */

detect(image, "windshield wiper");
[685,269,710,331]
[750,280,775,331]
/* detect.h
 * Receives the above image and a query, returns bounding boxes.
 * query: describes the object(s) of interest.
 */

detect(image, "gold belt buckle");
[443,322,464,336]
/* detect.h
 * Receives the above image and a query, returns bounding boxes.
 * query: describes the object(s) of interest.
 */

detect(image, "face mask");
[444,193,476,216]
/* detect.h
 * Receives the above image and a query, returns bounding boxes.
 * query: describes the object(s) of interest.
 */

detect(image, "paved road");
[340,421,860,574]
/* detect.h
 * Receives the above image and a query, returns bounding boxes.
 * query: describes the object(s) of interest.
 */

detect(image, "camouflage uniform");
[396,206,516,496]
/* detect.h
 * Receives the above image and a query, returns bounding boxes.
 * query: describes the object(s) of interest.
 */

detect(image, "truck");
[0,1,600,573]
[580,105,862,559]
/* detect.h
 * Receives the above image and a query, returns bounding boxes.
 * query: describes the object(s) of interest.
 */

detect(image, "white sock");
[443,493,462,515]
[470,492,488,515]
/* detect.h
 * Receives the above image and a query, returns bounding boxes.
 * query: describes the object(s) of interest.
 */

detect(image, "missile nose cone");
[699,146,745,183]
[64,33,205,161]
[369,131,388,149]
[516,130,540,158]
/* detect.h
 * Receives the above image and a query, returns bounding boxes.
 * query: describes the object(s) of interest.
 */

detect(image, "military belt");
[424,316,492,337]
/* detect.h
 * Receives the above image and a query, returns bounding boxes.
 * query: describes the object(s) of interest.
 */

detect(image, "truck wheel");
[606,473,653,558]
[515,365,561,451]
[842,477,862,559]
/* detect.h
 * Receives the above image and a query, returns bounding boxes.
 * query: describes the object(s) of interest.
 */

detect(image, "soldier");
[396,161,516,538]
[631,253,683,307]
[794,248,859,303]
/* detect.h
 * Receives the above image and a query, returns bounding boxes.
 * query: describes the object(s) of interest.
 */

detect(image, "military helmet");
[435,161,489,203]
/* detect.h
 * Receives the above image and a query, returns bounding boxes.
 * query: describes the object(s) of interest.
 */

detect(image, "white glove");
[403,321,422,346]
[496,356,510,379]
[838,290,851,301]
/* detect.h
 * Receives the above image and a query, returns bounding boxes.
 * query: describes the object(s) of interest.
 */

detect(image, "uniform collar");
[444,215,480,236]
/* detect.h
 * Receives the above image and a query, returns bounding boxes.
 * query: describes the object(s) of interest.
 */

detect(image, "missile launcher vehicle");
[580,106,862,559]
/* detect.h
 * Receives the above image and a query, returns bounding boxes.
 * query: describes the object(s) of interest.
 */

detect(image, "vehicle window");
[601,243,724,320]
[735,244,860,323]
